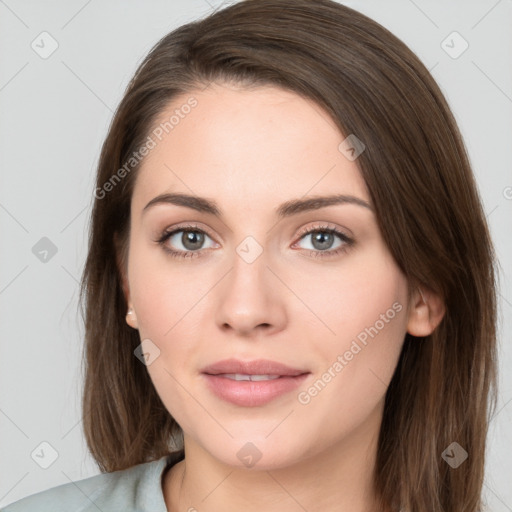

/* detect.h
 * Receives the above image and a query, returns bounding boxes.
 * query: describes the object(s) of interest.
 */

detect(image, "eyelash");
[155,223,354,260]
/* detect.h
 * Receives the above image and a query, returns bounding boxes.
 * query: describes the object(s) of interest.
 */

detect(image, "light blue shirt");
[1,451,184,512]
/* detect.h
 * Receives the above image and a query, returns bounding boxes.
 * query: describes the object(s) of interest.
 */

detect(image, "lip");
[201,358,308,376]
[201,358,310,407]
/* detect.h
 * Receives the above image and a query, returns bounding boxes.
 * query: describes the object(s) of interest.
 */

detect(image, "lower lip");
[202,373,310,407]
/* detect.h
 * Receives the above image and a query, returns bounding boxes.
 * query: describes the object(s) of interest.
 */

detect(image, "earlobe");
[406,286,445,337]
[114,232,138,329]
[121,281,139,330]
[126,306,139,329]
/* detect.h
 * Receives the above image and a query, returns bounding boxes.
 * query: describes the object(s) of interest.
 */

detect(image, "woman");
[2,0,497,511]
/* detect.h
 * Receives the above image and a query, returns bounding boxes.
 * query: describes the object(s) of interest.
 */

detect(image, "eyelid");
[157,221,350,244]
[294,222,352,240]
[157,222,218,243]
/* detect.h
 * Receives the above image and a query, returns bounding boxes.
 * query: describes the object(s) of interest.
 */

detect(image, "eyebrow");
[142,192,372,219]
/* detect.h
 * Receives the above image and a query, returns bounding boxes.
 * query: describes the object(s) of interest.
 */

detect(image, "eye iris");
[182,231,204,250]
[311,231,334,250]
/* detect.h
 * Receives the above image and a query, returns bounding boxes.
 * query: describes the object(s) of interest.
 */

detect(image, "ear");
[406,286,445,337]
[114,232,139,330]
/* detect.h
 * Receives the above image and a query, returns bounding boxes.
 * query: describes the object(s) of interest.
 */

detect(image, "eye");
[293,224,354,258]
[156,223,354,260]
[156,224,216,259]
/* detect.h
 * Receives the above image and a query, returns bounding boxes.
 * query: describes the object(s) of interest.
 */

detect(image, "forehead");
[132,83,369,214]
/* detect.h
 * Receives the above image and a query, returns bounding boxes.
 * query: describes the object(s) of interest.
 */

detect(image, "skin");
[122,82,445,512]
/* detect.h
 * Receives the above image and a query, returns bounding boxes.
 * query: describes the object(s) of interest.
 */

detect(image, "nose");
[214,248,287,338]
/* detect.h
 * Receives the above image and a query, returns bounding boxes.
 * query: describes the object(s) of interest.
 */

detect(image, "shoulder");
[0,452,183,512]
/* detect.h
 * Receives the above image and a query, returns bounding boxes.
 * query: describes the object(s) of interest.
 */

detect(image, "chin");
[202,435,309,471]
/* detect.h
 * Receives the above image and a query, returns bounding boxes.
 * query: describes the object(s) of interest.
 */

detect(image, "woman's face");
[124,82,413,469]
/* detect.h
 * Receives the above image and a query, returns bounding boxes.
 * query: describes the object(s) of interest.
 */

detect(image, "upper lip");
[201,358,309,376]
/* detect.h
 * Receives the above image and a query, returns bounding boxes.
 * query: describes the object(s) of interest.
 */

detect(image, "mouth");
[212,373,282,381]
[201,358,308,376]
[201,359,310,407]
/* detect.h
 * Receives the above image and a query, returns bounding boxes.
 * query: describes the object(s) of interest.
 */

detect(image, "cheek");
[294,244,408,409]
[297,246,408,419]
[127,248,203,429]
[292,242,408,347]
[128,240,207,339]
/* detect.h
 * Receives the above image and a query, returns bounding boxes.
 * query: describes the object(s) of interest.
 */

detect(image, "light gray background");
[0,0,511,509]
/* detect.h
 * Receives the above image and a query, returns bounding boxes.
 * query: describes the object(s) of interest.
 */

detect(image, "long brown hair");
[79,1,498,510]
